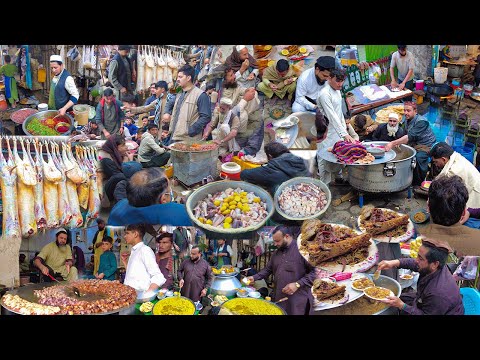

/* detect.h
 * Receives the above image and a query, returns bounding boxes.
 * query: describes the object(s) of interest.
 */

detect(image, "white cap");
[220,97,233,106]
[235,45,247,52]
[388,112,399,120]
[50,54,63,63]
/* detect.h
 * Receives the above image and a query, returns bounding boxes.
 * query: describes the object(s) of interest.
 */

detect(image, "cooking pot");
[447,63,465,78]
[428,83,454,97]
[347,142,416,193]
[210,272,242,297]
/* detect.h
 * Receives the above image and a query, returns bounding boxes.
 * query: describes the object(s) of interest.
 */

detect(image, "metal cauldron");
[22,110,74,136]
[347,142,417,193]
[210,271,242,298]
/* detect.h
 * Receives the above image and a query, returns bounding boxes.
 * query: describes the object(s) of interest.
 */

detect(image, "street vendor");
[202,97,241,156]
[257,59,297,101]
[33,228,78,282]
[240,142,309,195]
[390,45,415,92]
[429,142,480,208]
[48,55,80,116]
[377,238,464,315]
[371,112,405,142]
[246,225,316,315]
[384,102,436,186]
[212,239,233,267]
[178,245,213,302]
[107,167,192,226]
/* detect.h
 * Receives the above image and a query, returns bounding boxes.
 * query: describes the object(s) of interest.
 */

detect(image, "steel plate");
[317,145,396,166]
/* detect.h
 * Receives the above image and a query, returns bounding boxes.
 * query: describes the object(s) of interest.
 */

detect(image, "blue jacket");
[125,123,138,136]
[108,199,193,226]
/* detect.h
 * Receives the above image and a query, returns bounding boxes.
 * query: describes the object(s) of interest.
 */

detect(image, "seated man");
[372,113,405,142]
[377,238,464,315]
[351,114,378,141]
[160,123,170,146]
[420,175,480,257]
[257,59,297,100]
[202,97,241,156]
[82,119,101,139]
[124,117,138,140]
[240,142,309,194]
[138,124,170,168]
[33,228,78,282]
[384,102,436,186]
[19,253,30,273]
[429,142,480,208]
[108,167,192,226]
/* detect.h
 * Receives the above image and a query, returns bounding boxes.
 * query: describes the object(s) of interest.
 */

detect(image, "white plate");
[357,208,415,243]
[248,291,261,299]
[298,224,378,275]
[272,116,299,128]
[312,277,364,311]
[363,286,394,301]
[236,291,249,298]
[350,275,376,292]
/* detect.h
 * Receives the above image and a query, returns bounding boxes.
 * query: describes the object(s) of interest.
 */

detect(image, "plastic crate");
[231,156,261,170]
[460,287,480,315]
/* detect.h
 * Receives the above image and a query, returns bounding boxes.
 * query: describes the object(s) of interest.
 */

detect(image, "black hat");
[397,45,407,49]
[315,56,336,70]
[118,45,132,51]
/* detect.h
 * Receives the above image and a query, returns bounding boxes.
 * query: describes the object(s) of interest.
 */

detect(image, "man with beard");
[225,45,259,89]
[89,218,106,276]
[372,112,405,141]
[108,45,134,101]
[34,229,78,282]
[155,233,175,289]
[246,226,317,315]
[377,238,464,315]
[385,102,436,186]
[292,56,336,113]
[178,245,213,302]
[126,81,169,127]
[221,66,263,156]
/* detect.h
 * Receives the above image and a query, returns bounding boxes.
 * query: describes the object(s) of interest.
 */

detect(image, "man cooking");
[384,101,436,186]
[178,245,213,302]
[246,225,317,315]
[33,228,78,282]
[48,55,80,115]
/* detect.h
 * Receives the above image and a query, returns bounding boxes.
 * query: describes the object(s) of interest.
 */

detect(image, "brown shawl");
[225,46,258,72]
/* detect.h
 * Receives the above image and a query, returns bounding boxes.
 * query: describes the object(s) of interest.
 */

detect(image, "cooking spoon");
[274,297,289,305]
[46,273,81,297]
[373,267,381,280]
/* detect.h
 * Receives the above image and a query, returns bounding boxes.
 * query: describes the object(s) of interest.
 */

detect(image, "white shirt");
[235,68,259,89]
[124,241,166,292]
[214,244,233,258]
[390,50,415,81]
[293,67,326,111]
[52,69,80,101]
[317,83,348,147]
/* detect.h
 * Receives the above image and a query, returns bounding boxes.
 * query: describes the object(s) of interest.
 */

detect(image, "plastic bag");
[369,63,381,84]
[453,256,479,280]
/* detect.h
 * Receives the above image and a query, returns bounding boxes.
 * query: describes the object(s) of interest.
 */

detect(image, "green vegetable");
[26,119,58,136]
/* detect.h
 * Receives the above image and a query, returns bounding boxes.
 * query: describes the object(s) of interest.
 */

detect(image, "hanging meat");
[75,146,90,211]
[62,142,86,184]
[13,137,37,237]
[81,146,100,223]
[136,45,145,93]
[156,47,165,83]
[164,49,174,85]
[144,45,154,90]
[42,141,60,228]
[50,142,73,226]
[59,144,83,228]
[0,136,21,239]
[28,139,47,229]
[171,51,180,80]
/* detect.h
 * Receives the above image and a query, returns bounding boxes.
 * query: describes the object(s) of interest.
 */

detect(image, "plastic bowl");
[274,177,331,221]
[367,147,386,159]
[248,291,261,299]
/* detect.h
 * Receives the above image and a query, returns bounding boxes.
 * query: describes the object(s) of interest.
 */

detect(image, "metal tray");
[0,282,135,315]
[317,144,396,166]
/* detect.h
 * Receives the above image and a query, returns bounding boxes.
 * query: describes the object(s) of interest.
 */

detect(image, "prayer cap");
[50,54,63,63]
[235,45,247,52]
[422,238,453,254]
[315,56,336,69]
[56,228,68,236]
[388,113,399,120]
[220,97,233,106]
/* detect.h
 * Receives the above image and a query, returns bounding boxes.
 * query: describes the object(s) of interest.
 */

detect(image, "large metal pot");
[210,273,242,297]
[428,83,453,97]
[347,142,416,193]
[447,63,465,78]
[22,110,74,136]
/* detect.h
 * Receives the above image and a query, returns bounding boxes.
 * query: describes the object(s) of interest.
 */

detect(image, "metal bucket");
[210,273,242,298]
[347,142,416,193]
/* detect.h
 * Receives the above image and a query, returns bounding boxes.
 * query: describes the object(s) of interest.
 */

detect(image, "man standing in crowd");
[137,124,170,168]
[108,45,134,101]
[34,228,78,282]
[48,55,80,115]
[212,239,233,267]
[127,81,169,126]
[95,88,125,139]
[144,82,157,115]
[292,56,336,113]
[178,245,213,302]
[121,223,166,294]
[88,218,106,276]
[167,64,212,144]
[247,225,316,315]
[377,238,464,315]
[385,102,436,186]
[155,233,175,290]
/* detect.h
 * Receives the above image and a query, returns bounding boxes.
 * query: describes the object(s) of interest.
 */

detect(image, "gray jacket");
[138,131,166,163]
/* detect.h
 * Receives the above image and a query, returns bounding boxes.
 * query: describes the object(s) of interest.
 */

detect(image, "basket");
[273,177,331,221]
[434,67,448,84]
[185,180,274,234]
[460,287,480,315]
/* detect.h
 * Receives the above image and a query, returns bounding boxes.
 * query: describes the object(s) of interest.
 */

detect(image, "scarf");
[225,46,258,72]
[262,64,294,83]
[101,136,124,170]
[157,251,174,273]
[387,123,399,137]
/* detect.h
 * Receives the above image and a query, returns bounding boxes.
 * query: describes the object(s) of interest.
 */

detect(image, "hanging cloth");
[78,45,85,73]
[25,45,32,90]
[90,45,97,69]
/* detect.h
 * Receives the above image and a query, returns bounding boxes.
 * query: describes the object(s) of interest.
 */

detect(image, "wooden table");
[346,84,413,116]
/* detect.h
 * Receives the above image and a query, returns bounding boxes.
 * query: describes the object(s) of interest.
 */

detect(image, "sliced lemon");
[264,45,272,51]
[267,60,275,67]
[299,47,307,54]
[281,49,289,56]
